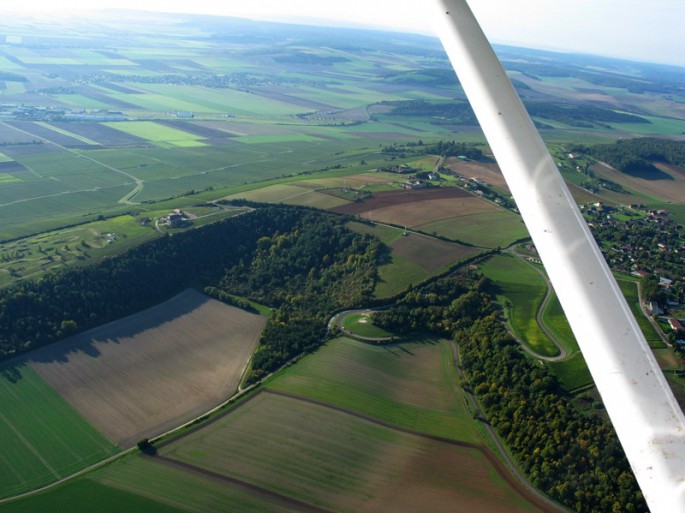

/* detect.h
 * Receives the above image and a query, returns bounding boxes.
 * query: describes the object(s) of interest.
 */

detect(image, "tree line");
[374,272,646,513]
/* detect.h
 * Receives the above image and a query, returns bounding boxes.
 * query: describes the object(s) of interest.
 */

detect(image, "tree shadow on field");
[379,335,441,357]
[26,289,210,366]
[1,364,23,384]
[623,163,674,181]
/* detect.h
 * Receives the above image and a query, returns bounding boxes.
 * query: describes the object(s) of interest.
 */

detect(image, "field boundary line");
[149,455,338,513]
[152,386,563,513]
[262,389,565,513]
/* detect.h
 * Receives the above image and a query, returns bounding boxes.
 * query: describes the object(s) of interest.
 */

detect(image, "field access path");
[0,121,144,205]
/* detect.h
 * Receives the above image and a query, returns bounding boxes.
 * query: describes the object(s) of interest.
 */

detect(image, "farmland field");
[417,210,528,248]
[104,122,207,147]
[0,363,117,498]
[268,336,479,443]
[158,391,548,513]
[28,289,266,448]
[593,162,685,204]
[333,187,473,225]
[0,477,187,513]
[347,222,479,297]
[333,187,527,248]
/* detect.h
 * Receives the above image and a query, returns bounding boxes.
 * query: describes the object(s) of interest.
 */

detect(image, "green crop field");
[540,293,579,354]
[418,211,529,248]
[0,478,186,513]
[374,253,428,298]
[0,363,118,498]
[547,352,594,392]
[104,122,206,146]
[479,254,559,357]
[268,336,480,443]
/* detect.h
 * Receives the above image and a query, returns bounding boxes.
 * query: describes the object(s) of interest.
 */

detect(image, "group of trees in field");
[573,138,685,178]
[0,204,378,377]
[374,272,646,513]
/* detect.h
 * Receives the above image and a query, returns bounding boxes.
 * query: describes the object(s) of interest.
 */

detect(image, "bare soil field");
[595,162,685,203]
[334,188,500,228]
[389,233,477,272]
[156,120,234,140]
[445,158,510,190]
[28,289,265,448]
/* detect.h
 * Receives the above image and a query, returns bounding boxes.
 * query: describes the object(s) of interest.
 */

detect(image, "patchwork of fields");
[335,187,527,248]
[1,9,685,513]
[105,337,551,513]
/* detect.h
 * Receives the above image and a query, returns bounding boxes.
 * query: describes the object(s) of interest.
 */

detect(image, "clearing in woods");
[28,289,266,448]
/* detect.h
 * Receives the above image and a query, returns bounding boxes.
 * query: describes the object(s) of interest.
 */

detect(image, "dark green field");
[0,363,118,499]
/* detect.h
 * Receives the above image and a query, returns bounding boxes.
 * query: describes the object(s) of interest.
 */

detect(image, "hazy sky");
[2,0,683,67]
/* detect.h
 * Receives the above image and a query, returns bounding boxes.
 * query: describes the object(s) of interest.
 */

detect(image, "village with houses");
[571,202,684,345]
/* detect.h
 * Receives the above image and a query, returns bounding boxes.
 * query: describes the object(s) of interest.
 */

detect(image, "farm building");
[668,318,684,333]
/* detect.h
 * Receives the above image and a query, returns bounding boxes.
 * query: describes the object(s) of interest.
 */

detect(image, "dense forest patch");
[574,138,685,179]
[383,99,649,129]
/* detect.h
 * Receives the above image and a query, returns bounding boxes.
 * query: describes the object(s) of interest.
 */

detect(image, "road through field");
[0,121,143,205]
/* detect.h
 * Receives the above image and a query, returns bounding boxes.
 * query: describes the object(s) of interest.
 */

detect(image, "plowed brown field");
[332,188,495,227]
[29,289,265,448]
